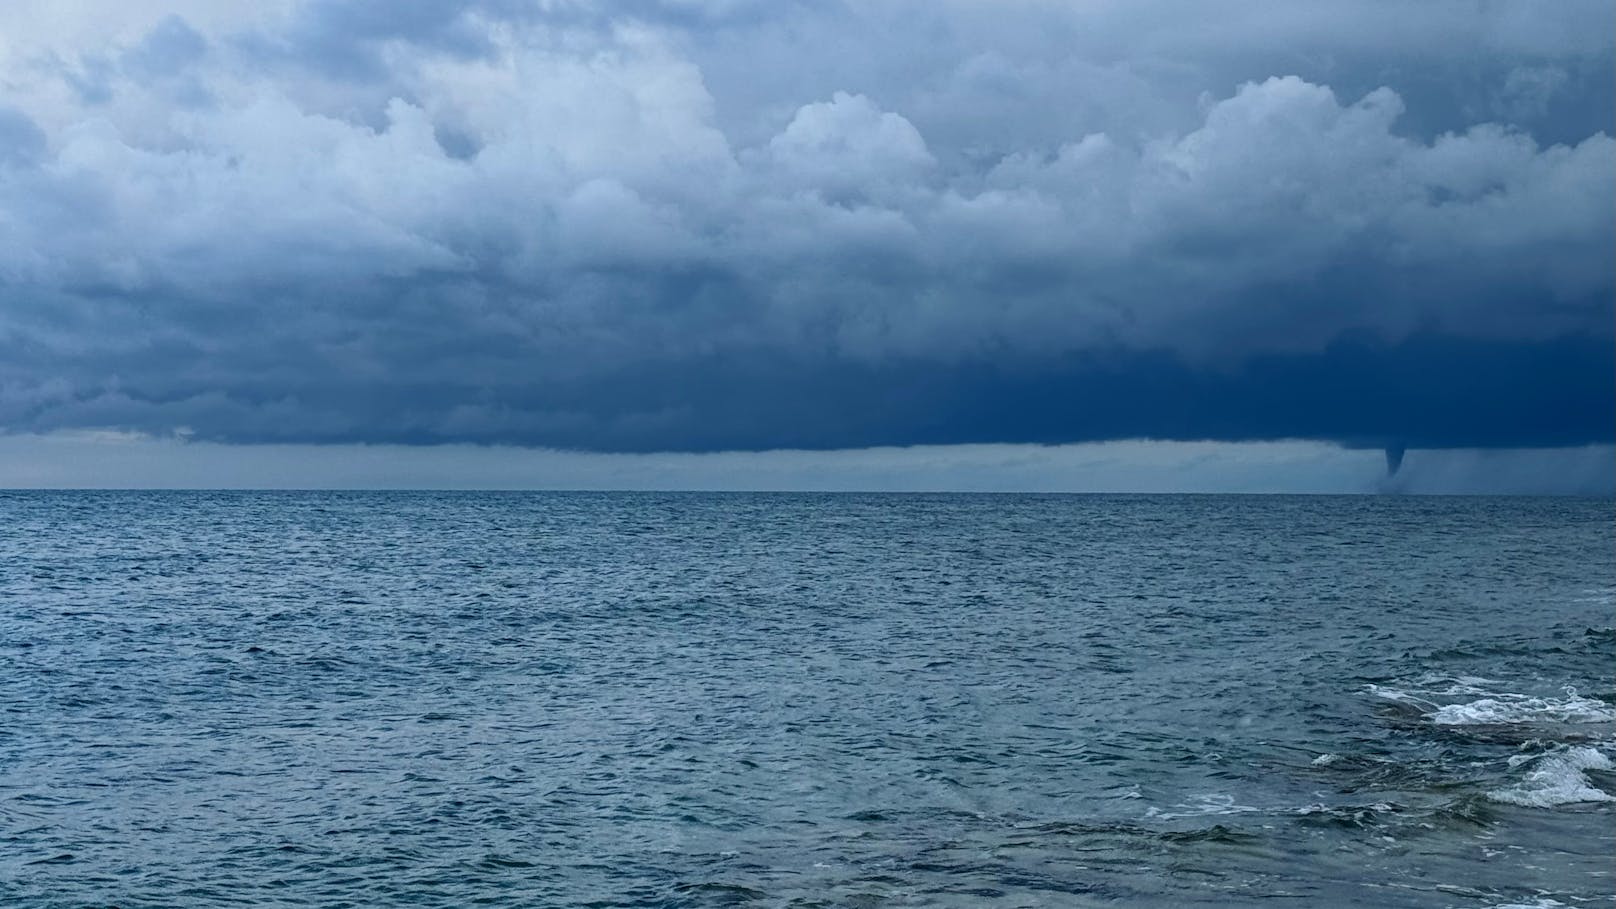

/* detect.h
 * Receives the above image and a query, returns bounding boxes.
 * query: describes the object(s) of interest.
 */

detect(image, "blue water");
[1,492,1611,907]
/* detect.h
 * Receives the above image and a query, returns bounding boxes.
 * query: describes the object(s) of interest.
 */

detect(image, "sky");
[0,1,1611,491]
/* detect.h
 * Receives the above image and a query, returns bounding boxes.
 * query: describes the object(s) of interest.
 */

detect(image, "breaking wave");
[1486,746,1614,808]
[1367,675,1615,809]
[1369,677,1616,727]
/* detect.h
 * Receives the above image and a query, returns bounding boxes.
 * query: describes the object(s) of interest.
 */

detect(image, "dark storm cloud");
[8,332,1608,453]
[0,0,1610,452]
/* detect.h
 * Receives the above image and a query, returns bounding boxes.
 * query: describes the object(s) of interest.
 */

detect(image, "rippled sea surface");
[2,492,1612,908]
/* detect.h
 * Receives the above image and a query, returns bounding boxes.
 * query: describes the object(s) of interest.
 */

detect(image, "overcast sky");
[0,1,1611,490]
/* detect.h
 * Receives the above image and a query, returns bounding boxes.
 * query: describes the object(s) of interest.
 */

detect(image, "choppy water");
[1,492,1611,908]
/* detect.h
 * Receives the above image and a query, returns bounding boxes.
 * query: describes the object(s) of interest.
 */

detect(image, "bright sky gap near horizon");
[0,1,1612,491]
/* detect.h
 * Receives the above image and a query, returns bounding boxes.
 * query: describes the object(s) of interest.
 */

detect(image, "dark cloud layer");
[10,333,1607,453]
[0,0,1610,452]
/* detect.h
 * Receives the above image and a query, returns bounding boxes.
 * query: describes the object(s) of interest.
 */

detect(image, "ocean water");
[1,491,1611,908]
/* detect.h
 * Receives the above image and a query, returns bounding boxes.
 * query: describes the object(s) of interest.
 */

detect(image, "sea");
[1,491,1611,908]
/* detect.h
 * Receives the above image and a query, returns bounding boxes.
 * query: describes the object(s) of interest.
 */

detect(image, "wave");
[1431,691,1616,726]
[1485,746,1614,808]
[1143,793,1265,820]
[1146,795,1403,826]
[1369,677,1616,727]
[1364,676,1615,809]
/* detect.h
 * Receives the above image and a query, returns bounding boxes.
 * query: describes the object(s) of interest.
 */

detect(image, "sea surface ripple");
[1,492,1611,907]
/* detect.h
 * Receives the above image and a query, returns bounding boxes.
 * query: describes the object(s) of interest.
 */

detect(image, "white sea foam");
[1148,794,1403,822]
[1486,746,1614,808]
[1144,793,1264,820]
[1431,690,1616,726]
[1369,678,1615,808]
[1370,680,1616,727]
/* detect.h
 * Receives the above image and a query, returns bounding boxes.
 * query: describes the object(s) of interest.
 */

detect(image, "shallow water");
[1,492,1611,907]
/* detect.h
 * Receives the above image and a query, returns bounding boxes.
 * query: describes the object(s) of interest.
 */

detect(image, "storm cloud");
[0,0,1611,452]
